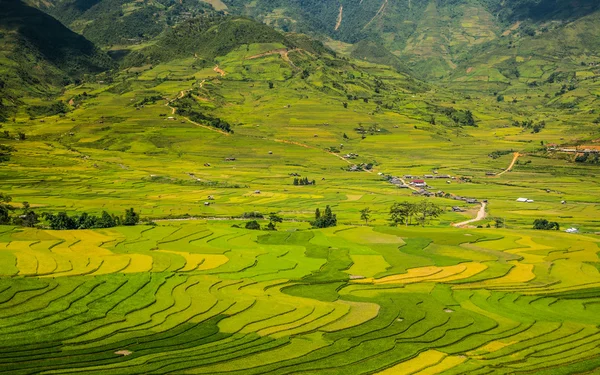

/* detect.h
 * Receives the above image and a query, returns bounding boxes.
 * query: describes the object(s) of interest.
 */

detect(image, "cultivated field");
[1,42,600,373]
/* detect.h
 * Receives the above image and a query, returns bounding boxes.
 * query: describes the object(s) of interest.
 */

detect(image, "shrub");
[245,220,261,230]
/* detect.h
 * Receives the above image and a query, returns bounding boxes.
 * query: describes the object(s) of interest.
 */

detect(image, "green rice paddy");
[1,42,600,373]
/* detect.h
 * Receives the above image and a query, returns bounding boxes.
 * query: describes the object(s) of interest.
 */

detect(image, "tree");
[267,213,283,231]
[123,208,140,226]
[268,81,274,89]
[0,193,14,225]
[360,208,371,225]
[44,212,77,230]
[96,211,116,228]
[77,212,98,229]
[19,202,38,227]
[312,205,337,228]
[415,201,443,227]
[494,217,505,228]
[245,220,261,230]
[389,201,416,226]
[533,219,560,230]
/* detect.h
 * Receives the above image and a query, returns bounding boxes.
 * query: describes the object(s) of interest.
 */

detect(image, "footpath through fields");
[452,202,487,227]
[496,152,521,176]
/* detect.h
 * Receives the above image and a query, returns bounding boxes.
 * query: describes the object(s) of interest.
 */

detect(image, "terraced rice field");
[1,222,600,374]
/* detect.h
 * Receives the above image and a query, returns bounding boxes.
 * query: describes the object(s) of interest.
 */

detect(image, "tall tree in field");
[123,208,140,226]
[389,201,416,226]
[0,193,14,225]
[415,201,443,227]
[360,208,371,224]
[267,213,283,231]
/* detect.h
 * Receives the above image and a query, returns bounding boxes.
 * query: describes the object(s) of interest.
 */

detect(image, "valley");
[1,0,600,373]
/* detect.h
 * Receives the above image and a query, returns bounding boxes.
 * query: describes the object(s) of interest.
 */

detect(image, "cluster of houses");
[348,163,373,172]
[343,153,359,160]
[546,144,600,154]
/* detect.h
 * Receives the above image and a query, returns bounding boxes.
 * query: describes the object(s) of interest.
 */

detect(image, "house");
[452,206,465,212]
[424,175,434,179]
[486,172,496,176]
[516,198,529,202]
[225,157,236,161]
[466,199,478,204]
[565,228,579,234]
[436,174,451,179]
[204,202,210,206]
[208,196,215,200]
[412,179,427,188]
[254,190,261,194]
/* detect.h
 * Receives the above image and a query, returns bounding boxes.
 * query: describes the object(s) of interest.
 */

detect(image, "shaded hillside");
[29,0,217,46]
[0,0,113,119]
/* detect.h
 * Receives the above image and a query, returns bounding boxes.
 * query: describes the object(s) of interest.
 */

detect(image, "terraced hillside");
[2,222,600,374]
[2,3,600,373]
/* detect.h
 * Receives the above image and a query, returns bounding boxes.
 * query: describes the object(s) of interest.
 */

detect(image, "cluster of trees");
[513,119,546,133]
[389,201,443,227]
[533,219,560,231]
[0,144,14,162]
[0,194,38,227]
[43,208,140,230]
[245,213,283,231]
[434,106,477,127]
[488,149,514,159]
[173,94,233,133]
[0,194,141,230]
[312,206,337,228]
[293,177,316,186]
[575,153,600,165]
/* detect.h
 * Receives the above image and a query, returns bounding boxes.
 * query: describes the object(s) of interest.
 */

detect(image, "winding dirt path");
[247,49,300,70]
[335,5,343,31]
[214,65,226,77]
[363,0,388,30]
[496,152,521,176]
[453,202,487,227]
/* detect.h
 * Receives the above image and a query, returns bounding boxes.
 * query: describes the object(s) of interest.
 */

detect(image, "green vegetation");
[1,1,600,373]
[533,218,560,230]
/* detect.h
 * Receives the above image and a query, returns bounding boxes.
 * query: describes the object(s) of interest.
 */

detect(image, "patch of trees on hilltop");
[172,94,233,133]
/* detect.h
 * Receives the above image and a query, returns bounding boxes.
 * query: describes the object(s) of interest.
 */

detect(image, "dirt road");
[452,202,487,227]
[496,152,520,176]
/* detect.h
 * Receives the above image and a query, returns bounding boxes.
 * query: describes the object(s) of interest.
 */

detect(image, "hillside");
[0,0,113,119]
[221,0,600,79]
[26,0,217,47]
[123,15,291,67]
[3,1,600,374]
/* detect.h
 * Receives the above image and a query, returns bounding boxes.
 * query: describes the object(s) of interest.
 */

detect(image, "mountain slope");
[122,15,292,67]
[0,0,113,118]
[28,0,217,46]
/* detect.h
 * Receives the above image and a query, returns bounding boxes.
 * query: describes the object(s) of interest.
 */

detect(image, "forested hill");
[221,0,600,78]
[0,0,113,119]
[122,15,292,67]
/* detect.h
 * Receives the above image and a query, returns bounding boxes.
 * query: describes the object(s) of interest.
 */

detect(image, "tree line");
[0,193,140,230]
[389,201,443,226]
[293,177,316,186]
